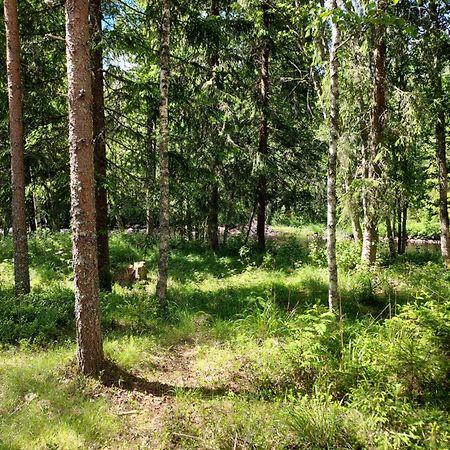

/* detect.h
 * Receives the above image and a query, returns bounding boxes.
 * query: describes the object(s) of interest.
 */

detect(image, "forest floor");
[0,226,449,449]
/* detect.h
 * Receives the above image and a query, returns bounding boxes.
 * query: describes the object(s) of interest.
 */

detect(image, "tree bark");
[401,203,408,255]
[386,214,396,259]
[429,1,449,265]
[4,0,30,297]
[90,0,111,292]
[256,1,270,250]
[145,104,157,236]
[327,0,340,313]
[207,181,219,251]
[156,0,171,305]
[65,0,103,375]
[361,0,386,265]
[206,0,220,251]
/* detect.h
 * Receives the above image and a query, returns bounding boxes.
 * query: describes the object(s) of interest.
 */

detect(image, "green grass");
[0,227,449,449]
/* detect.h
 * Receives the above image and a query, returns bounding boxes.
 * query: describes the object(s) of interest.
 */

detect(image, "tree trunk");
[65,0,103,375]
[90,0,111,292]
[429,0,449,266]
[207,181,219,251]
[206,0,220,251]
[397,196,402,254]
[349,199,362,242]
[327,0,340,313]
[400,203,408,255]
[256,2,270,250]
[156,0,171,305]
[386,214,396,259]
[435,76,449,264]
[361,0,386,265]
[4,0,30,297]
[145,105,157,236]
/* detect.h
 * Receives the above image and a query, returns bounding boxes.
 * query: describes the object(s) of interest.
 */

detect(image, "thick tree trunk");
[256,2,270,250]
[65,0,103,375]
[327,0,340,313]
[90,0,111,292]
[361,0,386,265]
[156,0,171,304]
[4,0,30,296]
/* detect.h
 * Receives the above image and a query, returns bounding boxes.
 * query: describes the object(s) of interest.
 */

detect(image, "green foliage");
[0,289,74,344]
[1,230,449,448]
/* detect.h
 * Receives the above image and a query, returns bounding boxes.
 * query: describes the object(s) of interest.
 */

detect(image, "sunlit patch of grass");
[104,335,158,371]
[0,345,124,450]
[0,228,449,448]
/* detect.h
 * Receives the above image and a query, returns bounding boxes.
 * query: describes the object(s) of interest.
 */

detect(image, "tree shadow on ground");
[100,360,236,399]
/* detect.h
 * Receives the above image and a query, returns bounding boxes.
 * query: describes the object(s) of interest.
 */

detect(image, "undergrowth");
[0,227,449,449]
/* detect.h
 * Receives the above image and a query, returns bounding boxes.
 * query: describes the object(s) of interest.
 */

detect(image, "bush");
[0,289,74,344]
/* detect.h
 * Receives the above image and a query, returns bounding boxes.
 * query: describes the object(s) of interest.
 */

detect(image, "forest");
[0,0,449,448]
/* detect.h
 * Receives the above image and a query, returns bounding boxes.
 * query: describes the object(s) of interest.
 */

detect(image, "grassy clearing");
[0,227,449,449]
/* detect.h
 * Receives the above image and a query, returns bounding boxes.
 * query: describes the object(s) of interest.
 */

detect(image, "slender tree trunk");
[156,0,171,304]
[386,214,396,259]
[401,203,408,255]
[361,0,386,265]
[344,178,362,242]
[207,181,219,251]
[256,2,270,250]
[397,196,402,254]
[65,0,103,375]
[435,75,449,264]
[327,0,340,313]
[145,106,157,236]
[430,0,449,266]
[4,0,30,296]
[90,0,111,292]
[206,0,220,251]
[349,200,362,242]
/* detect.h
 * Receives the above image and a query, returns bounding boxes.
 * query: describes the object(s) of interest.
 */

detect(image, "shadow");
[100,360,236,399]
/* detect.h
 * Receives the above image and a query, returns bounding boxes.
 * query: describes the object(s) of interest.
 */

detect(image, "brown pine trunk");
[65,0,103,375]
[361,0,386,265]
[256,2,270,250]
[327,0,340,313]
[4,0,30,297]
[90,0,111,292]
[156,0,171,305]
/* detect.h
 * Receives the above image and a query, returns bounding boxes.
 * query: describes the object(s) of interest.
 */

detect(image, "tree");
[65,0,103,375]
[256,0,270,250]
[429,0,450,266]
[156,0,171,305]
[4,0,30,296]
[90,0,112,291]
[206,0,220,252]
[361,0,386,265]
[327,0,340,313]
